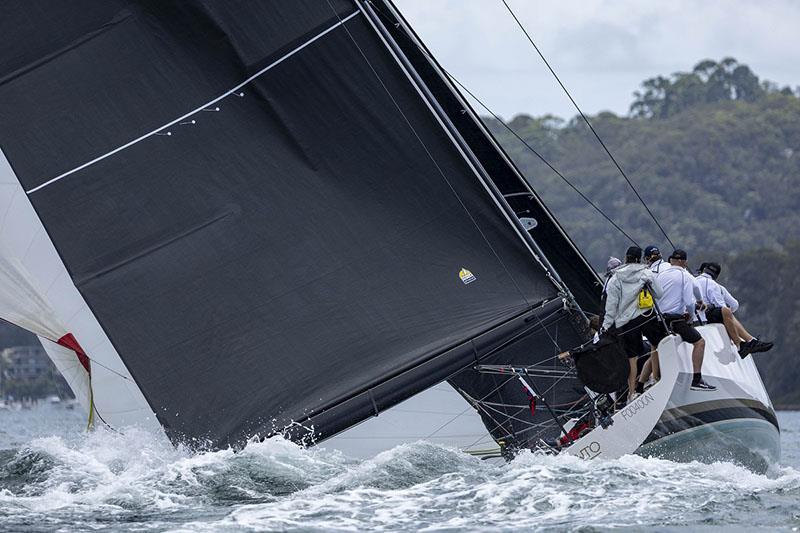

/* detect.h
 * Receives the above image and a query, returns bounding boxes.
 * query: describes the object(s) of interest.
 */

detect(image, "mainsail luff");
[0,0,582,449]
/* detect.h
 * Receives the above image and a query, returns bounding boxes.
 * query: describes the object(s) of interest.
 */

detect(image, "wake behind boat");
[0,0,779,472]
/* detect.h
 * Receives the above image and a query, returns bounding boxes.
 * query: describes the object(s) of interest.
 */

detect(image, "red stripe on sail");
[57,333,91,374]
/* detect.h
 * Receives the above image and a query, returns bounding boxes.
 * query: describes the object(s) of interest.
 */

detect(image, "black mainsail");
[0,1,599,449]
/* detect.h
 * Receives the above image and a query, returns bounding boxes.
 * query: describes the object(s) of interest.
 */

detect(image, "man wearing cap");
[696,262,773,357]
[598,256,623,328]
[602,245,663,402]
[603,257,622,294]
[654,249,716,391]
[644,245,666,274]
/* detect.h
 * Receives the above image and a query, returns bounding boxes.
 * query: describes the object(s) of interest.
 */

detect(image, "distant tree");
[630,75,671,118]
[630,58,767,118]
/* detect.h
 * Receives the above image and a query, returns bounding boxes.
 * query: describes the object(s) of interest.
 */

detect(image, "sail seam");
[73,209,236,286]
[25,10,362,195]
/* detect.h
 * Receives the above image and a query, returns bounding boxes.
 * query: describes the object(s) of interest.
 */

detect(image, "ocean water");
[0,406,797,532]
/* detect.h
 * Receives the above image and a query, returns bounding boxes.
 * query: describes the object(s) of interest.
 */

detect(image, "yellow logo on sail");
[459,268,476,285]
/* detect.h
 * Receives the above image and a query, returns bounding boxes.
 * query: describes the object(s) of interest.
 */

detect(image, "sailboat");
[0,0,778,472]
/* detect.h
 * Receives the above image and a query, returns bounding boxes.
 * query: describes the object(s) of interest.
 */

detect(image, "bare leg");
[720,307,741,348]
[732,315,754,342]
[651,349,660,381]
[691,338,706,373]
[639,358,652,384]
[628,359,637,401]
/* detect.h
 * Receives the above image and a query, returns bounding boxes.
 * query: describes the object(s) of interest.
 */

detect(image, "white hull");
[325,324,779,473]
[567,324,778,471]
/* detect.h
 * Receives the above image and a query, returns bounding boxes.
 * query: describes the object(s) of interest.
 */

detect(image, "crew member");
[599,257,622,327]
[655,249,716,391]
[645,245,666,274]
[695,262,773,357]
[602,257,622,297]
[636,243,666,391]
[602,246,663,402]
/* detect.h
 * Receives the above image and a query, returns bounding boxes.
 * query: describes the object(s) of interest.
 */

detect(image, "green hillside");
[486,59,800,406]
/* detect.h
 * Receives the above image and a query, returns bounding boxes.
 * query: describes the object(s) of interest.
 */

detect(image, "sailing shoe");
[749,339,774,353]
[738,339,757,359]
[690,379,717,391]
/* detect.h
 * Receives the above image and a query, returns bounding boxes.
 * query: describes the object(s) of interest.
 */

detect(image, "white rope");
[26,11,361,194]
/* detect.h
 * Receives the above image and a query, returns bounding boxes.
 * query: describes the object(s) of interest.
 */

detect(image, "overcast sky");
[393,0,800,120]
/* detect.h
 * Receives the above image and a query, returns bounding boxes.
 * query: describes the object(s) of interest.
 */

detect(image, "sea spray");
[0,407,797,531]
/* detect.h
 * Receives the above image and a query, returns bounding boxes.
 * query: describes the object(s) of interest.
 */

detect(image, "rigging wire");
[326,2,621,450]
[421,305,577,442]
[423,375,517,441]
[498,0,676,250]
[325,0,533,308]
[364,0,639,247]
[475,365,574,444]
[446,77,640,247]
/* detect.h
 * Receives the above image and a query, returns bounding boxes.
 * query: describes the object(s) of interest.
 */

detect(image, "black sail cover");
[0,1,592,448]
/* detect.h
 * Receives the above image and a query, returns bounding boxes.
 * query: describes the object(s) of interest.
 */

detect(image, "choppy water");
[0,406,797,532]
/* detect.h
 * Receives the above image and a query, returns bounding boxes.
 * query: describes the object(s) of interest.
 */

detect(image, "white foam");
[0,412,798,531]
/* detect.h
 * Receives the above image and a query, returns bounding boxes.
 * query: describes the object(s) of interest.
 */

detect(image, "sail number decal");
[620,392,655,422]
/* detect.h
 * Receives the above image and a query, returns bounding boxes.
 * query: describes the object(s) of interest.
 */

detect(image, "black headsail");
[0,1,596,449]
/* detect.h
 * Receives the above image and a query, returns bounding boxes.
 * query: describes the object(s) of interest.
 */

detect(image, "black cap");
[625,246,642,261]
[669,249,687,260]
[643,245,660,258]
[704,262,721,279]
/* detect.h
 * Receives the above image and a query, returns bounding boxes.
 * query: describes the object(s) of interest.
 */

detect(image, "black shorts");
[663,314,703,344]
[640,317,667,347]
[706,306,724,324]
[616,314,658,359]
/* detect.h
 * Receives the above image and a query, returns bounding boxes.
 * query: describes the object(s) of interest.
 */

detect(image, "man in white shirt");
[696,262,773,357]
[644,245,666,274]
[654,249,716,391]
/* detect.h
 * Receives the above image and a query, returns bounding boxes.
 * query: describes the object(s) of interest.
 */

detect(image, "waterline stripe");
[26,10,361,195]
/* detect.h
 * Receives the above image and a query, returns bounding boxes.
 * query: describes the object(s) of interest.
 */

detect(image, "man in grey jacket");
[602,246,664,402]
